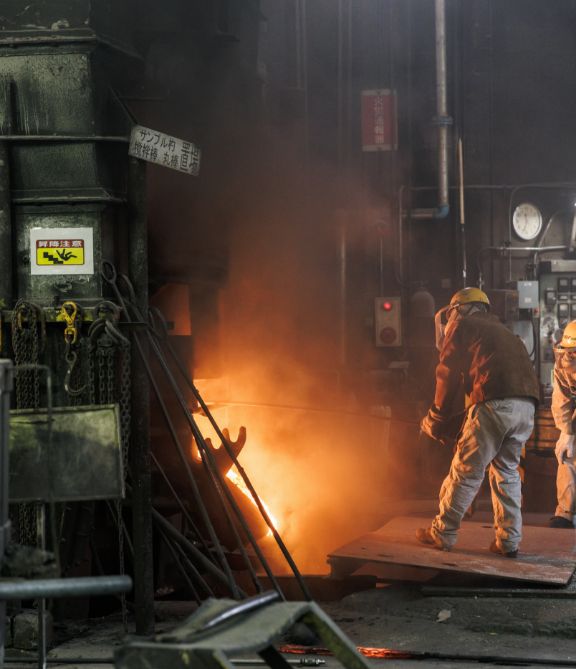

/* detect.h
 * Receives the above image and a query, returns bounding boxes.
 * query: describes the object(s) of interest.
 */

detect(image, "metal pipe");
[0,78,13,310]
[37,505,47,669]
[4,659,325,666]
[481,245,567,253]
[0,135,128,143]
[435,0,449,214]
[338,213,347,367]
[0,576,132,601]
[127,157,155,636]
[0,360,13,541]
[151,508,240,592]
[13,195,126,205]
[458,137,467,285]
[411,0,451,220]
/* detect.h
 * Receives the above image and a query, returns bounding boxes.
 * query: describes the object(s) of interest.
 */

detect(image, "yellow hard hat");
[561,320,576,348]
[449,287,490,308]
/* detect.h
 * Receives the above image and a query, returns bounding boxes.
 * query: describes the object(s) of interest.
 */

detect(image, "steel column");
[127,156,154,636]
[0,79,12,309]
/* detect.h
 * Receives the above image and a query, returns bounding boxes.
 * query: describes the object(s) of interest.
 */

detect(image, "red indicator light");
[382,301,393,311]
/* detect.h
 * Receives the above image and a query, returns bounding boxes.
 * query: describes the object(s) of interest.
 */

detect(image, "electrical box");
[538,260,576,397]
[374,297,402,347]
[517,281,539,310]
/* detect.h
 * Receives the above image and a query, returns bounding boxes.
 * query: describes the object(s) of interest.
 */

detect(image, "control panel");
[538,263,576,394]
[374,297,402,347]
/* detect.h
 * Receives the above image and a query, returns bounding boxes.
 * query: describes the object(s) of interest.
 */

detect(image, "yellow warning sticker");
[36,240,85,266]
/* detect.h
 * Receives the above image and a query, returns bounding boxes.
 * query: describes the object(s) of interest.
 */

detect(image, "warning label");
[36,239,85,266]
[30,227,94,276]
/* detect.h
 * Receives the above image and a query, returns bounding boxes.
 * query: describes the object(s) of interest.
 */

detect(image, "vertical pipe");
[458,137,466,285]
[0,79,13,310]
[411,0,450,220]
[338,212,347,368]
[36,505,47,669]
[0,360,12,669]
[0,360,13,543]
[301,0,309,163]
[435,0,449,211]
[294,0,302,90]
[337,0,344,170]
[127,157,154,636]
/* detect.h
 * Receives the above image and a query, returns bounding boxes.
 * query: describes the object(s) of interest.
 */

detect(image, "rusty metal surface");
[9,404,123,502]
[328,516,576,585]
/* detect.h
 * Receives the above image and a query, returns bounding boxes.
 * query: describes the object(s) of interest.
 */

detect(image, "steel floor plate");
[328,516,576,585]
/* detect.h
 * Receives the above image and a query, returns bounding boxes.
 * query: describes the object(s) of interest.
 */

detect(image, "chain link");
[11,300,44,410]
[10,301,46,547]
[88,309,131,630]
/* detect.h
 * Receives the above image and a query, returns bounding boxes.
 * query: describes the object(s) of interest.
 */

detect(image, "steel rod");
[150,323,306,597]
[147,333,283,598]
[151,507,241,594]
[159,335,311,600]
[0,576,132,600]
[156,527,201,604]
[127,157,155,636]
[101,261,251,599]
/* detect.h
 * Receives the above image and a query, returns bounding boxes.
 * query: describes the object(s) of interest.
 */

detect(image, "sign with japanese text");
[361,89,397,152]
[129,125,201,176]
[30,227,94,275]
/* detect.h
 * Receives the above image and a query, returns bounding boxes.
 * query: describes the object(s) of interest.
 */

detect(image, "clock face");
[512,203,542,241]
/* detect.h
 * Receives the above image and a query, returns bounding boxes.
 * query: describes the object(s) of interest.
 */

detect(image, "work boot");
[548,516,574,529]
[489,539,518,559]
[415,527,449,551]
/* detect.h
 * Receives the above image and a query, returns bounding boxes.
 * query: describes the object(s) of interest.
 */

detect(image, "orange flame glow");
[226,467,280,535]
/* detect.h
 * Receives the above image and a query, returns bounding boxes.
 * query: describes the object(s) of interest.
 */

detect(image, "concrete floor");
[4,507,576,669]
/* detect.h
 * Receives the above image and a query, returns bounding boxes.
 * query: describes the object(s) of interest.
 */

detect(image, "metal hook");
[63,345,87,397]
[100,259,118,285]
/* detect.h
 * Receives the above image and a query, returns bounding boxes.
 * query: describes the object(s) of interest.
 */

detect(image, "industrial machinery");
[537,260,576,395]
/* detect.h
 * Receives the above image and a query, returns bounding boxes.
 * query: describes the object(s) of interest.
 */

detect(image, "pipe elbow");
[434,204,450,219]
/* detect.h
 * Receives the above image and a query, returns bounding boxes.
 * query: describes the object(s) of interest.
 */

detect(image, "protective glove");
[555,432,575,466]
[420,407,447,446]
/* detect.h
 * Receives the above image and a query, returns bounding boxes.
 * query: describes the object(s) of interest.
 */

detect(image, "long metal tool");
[103,262,281,599]
[151,508,244,596]
[101,260,241,599]
[141,311,270,596]
[150,313,311,600]
[142,313,284,598]
[147,308,309,598]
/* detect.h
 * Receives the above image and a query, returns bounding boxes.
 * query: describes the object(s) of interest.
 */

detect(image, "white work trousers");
[431,398,535,552]
[555,460,576,521]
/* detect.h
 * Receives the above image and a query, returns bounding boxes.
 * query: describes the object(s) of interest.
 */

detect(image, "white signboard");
[30,227,94,276]
[128,125,201,176]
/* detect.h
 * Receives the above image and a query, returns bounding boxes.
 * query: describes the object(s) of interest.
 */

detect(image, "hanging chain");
[11,300,44,410]
[11,300,45,547]
[88,303,131,630]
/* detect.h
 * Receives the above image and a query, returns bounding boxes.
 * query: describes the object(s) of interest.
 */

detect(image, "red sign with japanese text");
[361,89,397,151]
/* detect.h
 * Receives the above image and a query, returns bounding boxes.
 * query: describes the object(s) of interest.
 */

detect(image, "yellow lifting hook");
[57,300,80,344]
